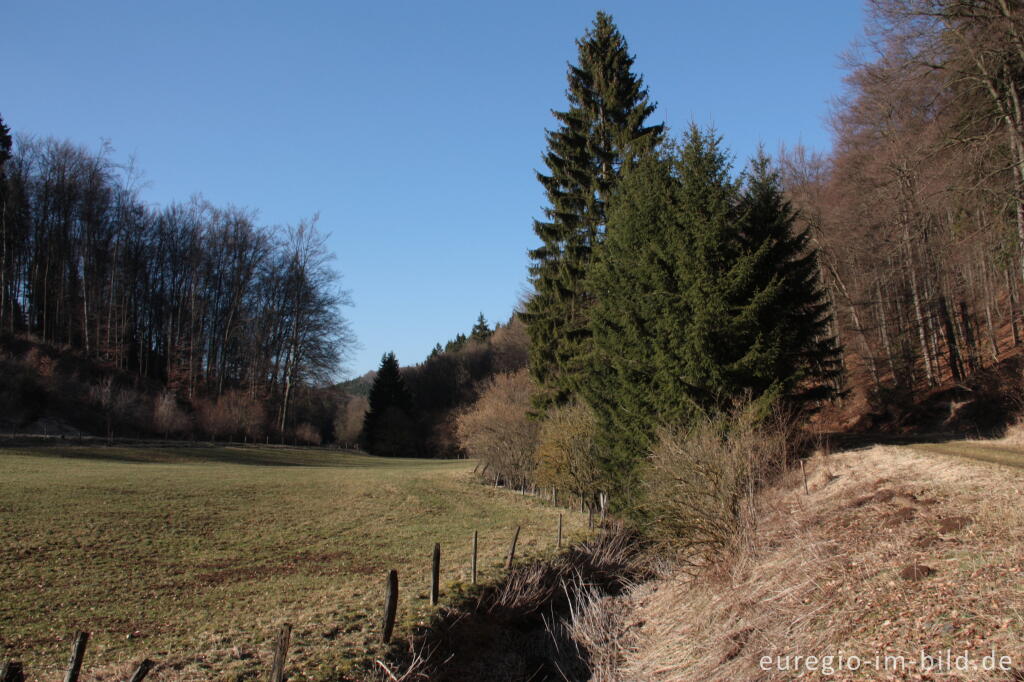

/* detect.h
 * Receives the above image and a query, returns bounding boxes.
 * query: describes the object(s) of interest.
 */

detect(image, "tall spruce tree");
[585,127,840,498]
[470,313,491,342]
[584,151,684,498]
[524,11,663,408]
[360,352,418,456]
[731,152,842,405]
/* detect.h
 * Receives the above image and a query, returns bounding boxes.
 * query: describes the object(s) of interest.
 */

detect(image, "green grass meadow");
[0,445,586,680]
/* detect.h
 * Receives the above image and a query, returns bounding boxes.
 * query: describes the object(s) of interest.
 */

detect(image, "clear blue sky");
[2,1,864,378]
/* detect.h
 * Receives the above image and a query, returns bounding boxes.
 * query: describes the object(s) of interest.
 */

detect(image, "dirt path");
[904,439,1024,469]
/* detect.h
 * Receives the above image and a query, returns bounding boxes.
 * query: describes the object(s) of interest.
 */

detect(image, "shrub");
[153,390,190,438]
[89,376,139,438]
[534,401,602,501]
[334,395,368,447]
[196,390,268,442]
[295,422,322,445]
[221,390,267,442]
[196,397,233,441]
[456,369,538,487]
[642,406,795,571]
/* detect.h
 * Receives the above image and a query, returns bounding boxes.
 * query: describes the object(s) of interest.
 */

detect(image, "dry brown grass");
[642,408,797,574]
[998,420,1024,448]
[617,445,1024,680]
[401,527,648,681]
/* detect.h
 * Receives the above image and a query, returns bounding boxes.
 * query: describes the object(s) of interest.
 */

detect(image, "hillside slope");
[614,443,1024,680]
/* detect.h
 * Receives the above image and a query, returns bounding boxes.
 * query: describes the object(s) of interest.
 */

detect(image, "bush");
[334,395,368,447]
[89,376,140,438]
[295,422,322,445]
[456,369,538,487]
[534,401,601,501]
[196,390,268,442]
[642,406,795,571]
[196,397,232,441]
[153,390,190,438]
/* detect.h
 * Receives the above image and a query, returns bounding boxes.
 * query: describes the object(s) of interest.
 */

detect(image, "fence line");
[2,505,604,680]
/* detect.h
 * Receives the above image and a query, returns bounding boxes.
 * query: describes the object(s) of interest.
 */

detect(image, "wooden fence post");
[382,570,399,644]
[127,659,154,682]
[557,513,562,549]
[430,543,441,606]
[267,623,291,682]
[505,526,521,570]
[800,459,809,495]
[471,530,478,585]
[1,661,25,682]
[64,631,89,682]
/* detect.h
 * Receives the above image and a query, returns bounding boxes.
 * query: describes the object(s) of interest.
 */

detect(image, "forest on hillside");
[0,128,353,442]
[782,0,1024,424]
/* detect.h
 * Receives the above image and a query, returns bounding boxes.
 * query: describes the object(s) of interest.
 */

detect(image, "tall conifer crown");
[524,12,663,408]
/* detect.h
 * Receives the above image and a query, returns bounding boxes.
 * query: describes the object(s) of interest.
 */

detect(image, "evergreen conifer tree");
[584,151,684,497]
[524,11,663,408]
[445,333,467,353]
[732,152,842,403]
[586,127,840,498]
[470,313,491,342]
[360,352,417,456]
[0,114,11,173]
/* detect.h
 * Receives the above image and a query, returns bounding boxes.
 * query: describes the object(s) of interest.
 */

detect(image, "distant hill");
[338,371,375,398]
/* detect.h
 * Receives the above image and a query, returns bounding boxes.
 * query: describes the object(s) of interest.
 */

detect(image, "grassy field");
[0,444,587,681]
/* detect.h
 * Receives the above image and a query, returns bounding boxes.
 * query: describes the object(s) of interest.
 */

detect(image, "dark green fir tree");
[584,151,684,499]
[470,313,491,342]
[585,127,840,500]
[524,11,663,409]
[731,151,842,405]
[0,114,11,174]
[360,352,418,456]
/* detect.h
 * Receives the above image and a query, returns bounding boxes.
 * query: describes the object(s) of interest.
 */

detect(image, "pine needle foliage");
[360,352,417,456]
[524,11,663,410]
[585,127,840,498]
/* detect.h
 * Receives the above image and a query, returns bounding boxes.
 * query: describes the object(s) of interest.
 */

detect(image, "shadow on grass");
[820,430,975,453]
[0,440,457,469]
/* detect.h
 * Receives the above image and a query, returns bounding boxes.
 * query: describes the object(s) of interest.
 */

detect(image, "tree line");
[458,12,839,507]
[779,0,1024,420]
[0,123,353,440]
[455,4,1024,518]
[354,314,529,457]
